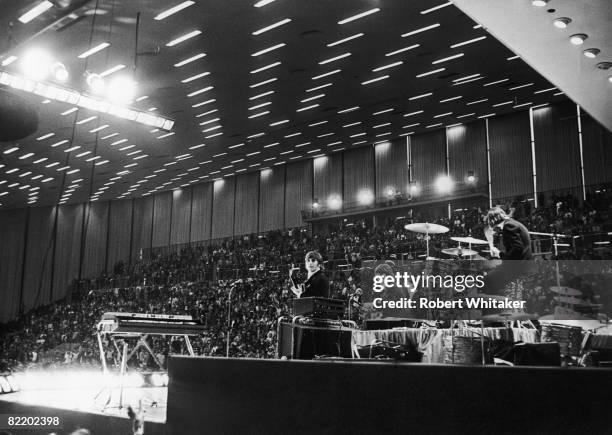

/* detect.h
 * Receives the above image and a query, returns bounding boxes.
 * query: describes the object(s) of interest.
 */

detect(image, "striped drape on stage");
[313,153,342,208]
[170,188,192,245]
[234,172,259,236]
[410,129,447,192]
[81,201,109,279]
[52,204,83,302]
[375,139,409,200]
[107,200,133,272]
[532,102,581,193]
[285,160,312,228]
[488,111,533,201]
[211,178,235,239]
[22,206,55,312]
[0,209,27,322]
[447,121,487,189]
[259,167,285,232]
[131,196,154,261]
[343,147,374,207]
[582,112,612,186]
[190,183,213,242]
[152,191,172,248]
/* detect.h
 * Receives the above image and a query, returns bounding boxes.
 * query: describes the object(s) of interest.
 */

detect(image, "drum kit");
[404,222,489,259]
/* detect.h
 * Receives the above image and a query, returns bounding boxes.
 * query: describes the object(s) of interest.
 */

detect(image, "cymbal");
[451,236,488,245]
[404,222,449,234]
[442,248,478,257]
[554,295,583,305]
[550,286,582,297]
[482,312,538,322]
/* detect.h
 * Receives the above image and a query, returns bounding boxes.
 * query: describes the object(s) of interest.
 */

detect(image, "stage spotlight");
[150,373,165,387]
[125,372,145,388]
[20,48,52,80]
[51,62,69,82]
[357,189,374,205]
[0,376,11,393]
[327,194,342,210]
[86,72,105,94]
[106,75,137,103]
[467,170,475,183]
[385,187,395,199]
[312,198,319,209]
[409,182,419,195]
[435,175,454,194]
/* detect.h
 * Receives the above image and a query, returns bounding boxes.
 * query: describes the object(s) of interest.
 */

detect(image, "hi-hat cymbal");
[442,248,478,257]
[404,222,449,234]
[550,286,582,297]
[482,312,538,322]
[451,236,489,245]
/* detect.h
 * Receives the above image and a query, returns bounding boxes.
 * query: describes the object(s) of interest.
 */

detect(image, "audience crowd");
[1,189,611,373]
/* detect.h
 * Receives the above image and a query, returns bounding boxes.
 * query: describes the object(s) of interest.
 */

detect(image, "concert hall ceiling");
[0,0,606,209]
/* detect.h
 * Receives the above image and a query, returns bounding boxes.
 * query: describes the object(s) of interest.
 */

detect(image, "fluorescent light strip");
[343,122,361,127]
[192,98,216,107]
[327,33,364,47]
[154,1,195,20]
[477,113,496,119]
[295,142,310,147]
[421,2,453,14]
[297,104,319,112]
[187,86,213,97]
[433,112,452,118]
[252,18,291,35]
[285,132,301,137]
[509,83,534,90]
[312,70,341,80]
[181,72,210,83]
[61,107,78,116]
[402,23,440,38]
[199,117,220,125]
[64,146,80,153]
[483,78,509,87]
[246,151,260,156]
[247,132,265,139]
[466,98,488,105]
[319,52,351,65]
[453,76,483,85]
[202,125,222,133]
[373,61,403,72]
[409,92,432,100]
[89,124,109,133]
[534,87,557,94]
[157,132,175,139]
[101,133,119,139]
[492,101,513,107]
[250,78,277,88]
[338,106,359,113]
[361,75,389,85]
[4,147,18,154]
[426,123,442,128]
[338,8,380,24]
[252,43,286,57]
[254,0,276,8]
[456,113,475,118]
[453,74,480,83]
[19,1,53,23]
[318,132,334,138]
[432,53,464,64]
[513,102,533,108]
[440,96,462,103]
[306,83,333,92]
[196,109,218,117]
[19,153,34,160]
[507,55,520,61]
[37,133,55,140]
[350,132,366,138]
[403,123,420,128]
[385,44,420,56]
[78,42,110,59]
[174,53,206,67]
[33,158,47,163]
[229,143,244,149]
[327,141,342,146]
[248,111,269,118]
[301,94,325,103]
[250,90,274,100]
[450,36,487,48]
[373,122,391,128]
[416,68,445,78]
[99,64,125,78]
[250,62,281,74]
[76,116,97,125]
[1,56,18,66]
[189,143,206,150]
[270,119,289,126]
[167,30,202,47]
[76,151,91,157]
[249,101,271,110]
[404,110,424,117]
[264,143,279,148]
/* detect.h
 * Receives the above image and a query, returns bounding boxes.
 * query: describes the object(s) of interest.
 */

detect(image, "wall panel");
[107,200,133,270]
[52,204,83,302]
[0,209,27,322]
[285,160,313,228]
[211,178,235,239]
[313,153,342,209]
[235,172,259,235]
[131,196,154,261]
[170,189,192,245]
[22,206,55,311]
[375,139,409,200]
[190,183,213,242]
[81,201,110,279]
[533,102,581,193]
[582,112,612,186]
[259,167,285,232]
[410,130,446,194]
[343,147,374,207]
[152,191,172,248]
[488,111,533,201]
[447,120,488,188]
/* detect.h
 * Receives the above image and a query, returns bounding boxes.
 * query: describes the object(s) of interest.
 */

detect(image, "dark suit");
[501,218,533,260]
[301,270,330,298]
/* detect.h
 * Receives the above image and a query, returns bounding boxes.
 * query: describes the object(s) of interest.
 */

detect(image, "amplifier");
[292,297,346,319]
[277,322,353,360]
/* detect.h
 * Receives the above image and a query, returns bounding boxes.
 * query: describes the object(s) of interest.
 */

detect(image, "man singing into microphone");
[290,251,330,298]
